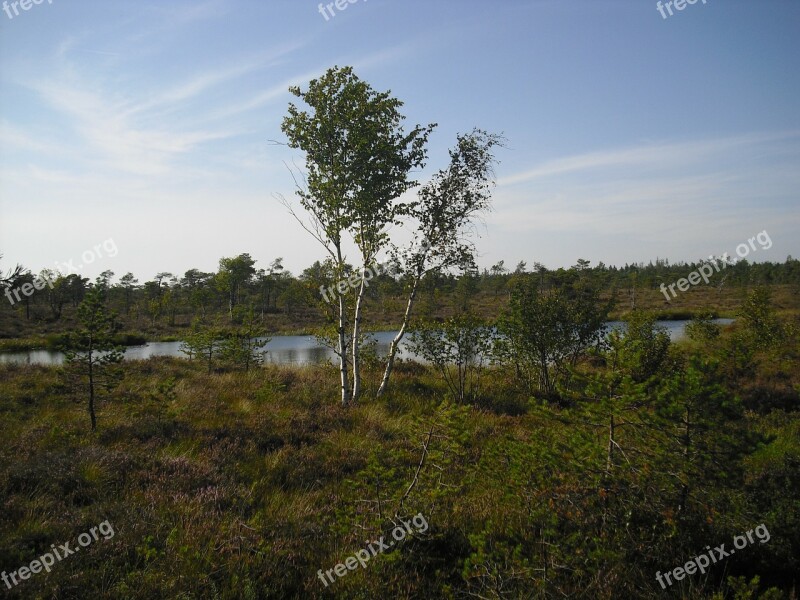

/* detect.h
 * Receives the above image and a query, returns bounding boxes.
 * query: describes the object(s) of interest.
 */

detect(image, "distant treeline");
[2,253,799,328]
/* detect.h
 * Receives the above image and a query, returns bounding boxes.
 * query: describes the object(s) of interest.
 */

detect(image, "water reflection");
[0,320,733,367]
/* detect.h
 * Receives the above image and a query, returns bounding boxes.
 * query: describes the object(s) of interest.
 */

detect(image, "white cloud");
[498,131,800,186]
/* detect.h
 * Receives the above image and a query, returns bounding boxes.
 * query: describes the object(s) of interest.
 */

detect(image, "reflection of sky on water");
[605,319,733,341]
[0,332,419,367]
[0,321,733,366]
[262,332,416,365]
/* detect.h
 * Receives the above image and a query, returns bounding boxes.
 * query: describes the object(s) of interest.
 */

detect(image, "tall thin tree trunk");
[679,405,691,512]
[338,291,351,406]
[377,276,420,397]
[540,350,552,395]
[336,246,352,406]
[88,351,96,431]
[606,414,615,474]
[351,267,368,403]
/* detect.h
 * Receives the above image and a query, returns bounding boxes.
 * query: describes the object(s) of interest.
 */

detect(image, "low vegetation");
[0,288,798,599]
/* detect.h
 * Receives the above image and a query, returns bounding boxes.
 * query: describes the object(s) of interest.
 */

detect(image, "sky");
[1,0,799,282]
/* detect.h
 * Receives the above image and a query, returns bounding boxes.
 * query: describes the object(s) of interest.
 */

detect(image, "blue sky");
[1,0,799,281]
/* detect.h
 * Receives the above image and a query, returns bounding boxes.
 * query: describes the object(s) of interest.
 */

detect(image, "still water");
[0,320,733,367]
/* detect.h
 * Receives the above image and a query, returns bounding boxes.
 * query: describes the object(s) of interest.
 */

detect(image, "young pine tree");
[180,319,224,374]
[220,307,270,372]
[61,286,124,431]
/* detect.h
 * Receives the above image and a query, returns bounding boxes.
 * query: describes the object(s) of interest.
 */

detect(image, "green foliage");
[276,279,312,316]
[652,357,765,525]
[1,342,798,598]
[720,330,759,383]
[406,129,504,297]
[217,253,256,318]
[719,289,797,386]
[219,308,270,372]
[180,319,224,374]
[738,288,785,349]
[281,65,436,405]
[61,286,124,430]
[686,311,723,342]
[282,66,434,253]
[721,576,786,600]
[3,250,800,598]
[408,313,492,403]
[615,310,673,383]
[336,400,471,549]
[496,274,612,397]
[136,377,177,422]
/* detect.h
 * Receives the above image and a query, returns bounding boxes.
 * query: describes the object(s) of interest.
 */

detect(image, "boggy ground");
[0,321,798,599]
[2,283,798,353]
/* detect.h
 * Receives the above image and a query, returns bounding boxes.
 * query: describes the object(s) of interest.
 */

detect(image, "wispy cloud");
[498,131,800,186]
[24,75,239,175]
[489,131,800,255]
[0,121,63,155]
[119,41,307,119]
[208,69,323,121]
[124,0,233,44]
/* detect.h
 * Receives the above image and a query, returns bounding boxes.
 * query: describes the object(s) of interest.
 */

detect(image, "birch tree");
[377,130,503,397]
[281,66,434,406]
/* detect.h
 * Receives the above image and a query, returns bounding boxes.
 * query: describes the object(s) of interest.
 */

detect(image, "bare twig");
[395,421,435,519]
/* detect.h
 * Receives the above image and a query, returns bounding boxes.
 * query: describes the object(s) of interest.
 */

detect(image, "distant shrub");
[742,384,800,413]
[45,332,70,350]
[686,312,722,342]
[113,332,147,346]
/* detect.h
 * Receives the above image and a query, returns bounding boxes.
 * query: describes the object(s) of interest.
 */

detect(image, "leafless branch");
[395,421,435,519]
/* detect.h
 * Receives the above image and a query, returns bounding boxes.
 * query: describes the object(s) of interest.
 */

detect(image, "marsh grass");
[0,331,797,599]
